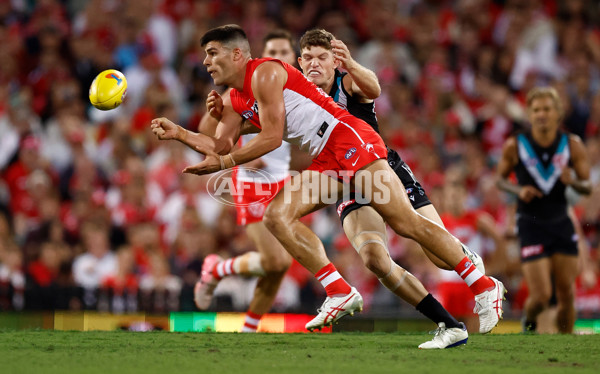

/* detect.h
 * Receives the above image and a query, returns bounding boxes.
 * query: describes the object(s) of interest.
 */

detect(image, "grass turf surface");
[1,330,599,374]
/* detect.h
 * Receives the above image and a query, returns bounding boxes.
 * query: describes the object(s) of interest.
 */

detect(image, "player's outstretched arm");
[183,62,286,175]
[151,90,242,156]
[332,39,380,100]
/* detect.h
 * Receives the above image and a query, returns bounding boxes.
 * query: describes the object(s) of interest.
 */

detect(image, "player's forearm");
[345,62,381,99]
[240,121,261,135]
[568,179,592,195]
[198,113,219,136]
[176,126,233,155]
[226,133,281,167]
[496,177,521,196]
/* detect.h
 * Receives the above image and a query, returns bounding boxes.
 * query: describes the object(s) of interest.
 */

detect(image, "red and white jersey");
[230,58,362,157]
[235,133,290,183]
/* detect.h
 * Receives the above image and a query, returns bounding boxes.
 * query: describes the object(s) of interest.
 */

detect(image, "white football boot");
[305,287,363,331]
[474,276,506,333]
[418,322,468,349]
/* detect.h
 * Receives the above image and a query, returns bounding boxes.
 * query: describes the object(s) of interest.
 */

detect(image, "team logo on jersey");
[361,143,374,153]
[345,147,357,159]
[242,110,254,120]
[524,158,538,168]
[406,188,413,194]
[317,122,329,138]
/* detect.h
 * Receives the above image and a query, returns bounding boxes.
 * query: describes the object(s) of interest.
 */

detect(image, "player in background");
[297,29,481,344]
[497,87,591,333]
[151,25,505,337]
[193,30,295,332]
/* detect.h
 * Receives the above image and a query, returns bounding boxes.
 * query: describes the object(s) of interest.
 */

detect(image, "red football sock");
[454,257,495,295]
[241,310,262,332]
[212,258,237,281]
[315,263,352,297]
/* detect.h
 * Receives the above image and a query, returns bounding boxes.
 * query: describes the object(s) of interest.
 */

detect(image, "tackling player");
[297,29,481,345]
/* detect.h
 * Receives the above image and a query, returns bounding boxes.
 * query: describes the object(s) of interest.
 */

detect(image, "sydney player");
[193,30,295,333]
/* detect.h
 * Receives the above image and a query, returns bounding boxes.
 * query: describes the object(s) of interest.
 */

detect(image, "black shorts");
[517,214,578,262]
[335,148,431,224]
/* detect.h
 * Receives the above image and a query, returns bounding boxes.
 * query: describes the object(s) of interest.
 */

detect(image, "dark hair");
[299,29,334,51]
[200,24,248,47]
[263,29,295,49]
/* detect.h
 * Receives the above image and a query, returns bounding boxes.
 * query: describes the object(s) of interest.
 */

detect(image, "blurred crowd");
[1,0,600,320]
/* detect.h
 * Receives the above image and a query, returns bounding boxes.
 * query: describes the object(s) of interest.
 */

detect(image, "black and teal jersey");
[328,69,379,133]
[515,131,571,221]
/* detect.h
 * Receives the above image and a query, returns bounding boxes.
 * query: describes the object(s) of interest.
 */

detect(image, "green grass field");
[1,330,598,374]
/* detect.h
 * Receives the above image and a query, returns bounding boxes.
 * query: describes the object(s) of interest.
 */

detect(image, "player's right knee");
[359,244,389,276]
[350,231,389,275]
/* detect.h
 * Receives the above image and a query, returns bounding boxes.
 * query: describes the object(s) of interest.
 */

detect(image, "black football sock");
[415,293,462,329]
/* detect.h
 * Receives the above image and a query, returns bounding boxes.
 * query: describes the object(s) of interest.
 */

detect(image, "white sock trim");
[464,269,483,286]
[320,272,342,288]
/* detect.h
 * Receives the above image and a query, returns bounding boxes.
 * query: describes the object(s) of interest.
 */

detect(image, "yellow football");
[89,69,128,110]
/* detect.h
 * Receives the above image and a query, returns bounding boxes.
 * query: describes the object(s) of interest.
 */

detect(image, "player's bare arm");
[200,90,258,135]
[198,89,230,136]
[496,137,543,203]
[228,62,286,163]
[560,134,592,195]
[184,62,287,175]
[151,91,242,156]
[332,39,380,100]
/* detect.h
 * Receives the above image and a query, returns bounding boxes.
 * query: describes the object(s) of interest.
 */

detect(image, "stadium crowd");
[1,0,600,322]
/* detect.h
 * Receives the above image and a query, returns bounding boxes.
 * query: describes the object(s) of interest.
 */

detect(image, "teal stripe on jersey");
[517,134,569,194]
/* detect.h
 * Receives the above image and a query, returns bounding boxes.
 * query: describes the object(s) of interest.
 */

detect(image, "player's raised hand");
[518,185,543,203]
[331,39,354,69]
[151,117,181,140]
[182,150,221,175]
[207,90,224,121]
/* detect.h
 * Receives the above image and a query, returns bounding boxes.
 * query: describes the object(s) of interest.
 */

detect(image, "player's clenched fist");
[206,90,224,121]
[151,117,184,140]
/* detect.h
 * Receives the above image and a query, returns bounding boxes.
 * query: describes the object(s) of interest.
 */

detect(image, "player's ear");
[232,47,243,61]
[334,56,341,69]
[297,57,303,71]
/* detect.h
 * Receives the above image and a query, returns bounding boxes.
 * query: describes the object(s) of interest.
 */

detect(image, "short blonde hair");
[526,87,563,115]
